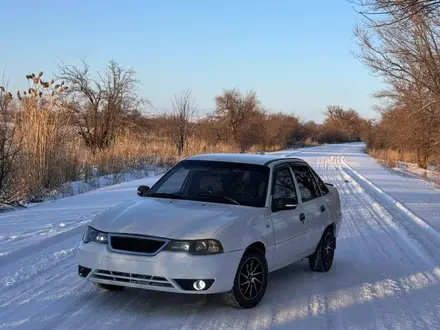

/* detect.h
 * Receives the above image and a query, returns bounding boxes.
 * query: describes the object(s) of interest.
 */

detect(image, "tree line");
[0,60,368,205]
[351,0,440,168]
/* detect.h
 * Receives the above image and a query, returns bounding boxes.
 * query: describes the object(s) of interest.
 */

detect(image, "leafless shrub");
[215,88,261,151]
[165,89,197,156]
[0,90,22,203]
[349,0,440,26]
[0,60,369,206]
[57,59,149,153]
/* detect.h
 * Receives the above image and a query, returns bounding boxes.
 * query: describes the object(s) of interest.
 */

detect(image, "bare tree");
[57,59,148,153]
[324,105,364,141]
[165,89,197,156]
[349,0,440,26]
[215,88,260,151]
[354,4,440,167]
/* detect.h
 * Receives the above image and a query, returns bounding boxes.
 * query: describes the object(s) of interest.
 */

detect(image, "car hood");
[90,197,261,239]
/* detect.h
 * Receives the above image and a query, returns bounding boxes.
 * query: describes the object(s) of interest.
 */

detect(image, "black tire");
[223,248,268,309]
[308,226,336,272]
[93,283,125,291]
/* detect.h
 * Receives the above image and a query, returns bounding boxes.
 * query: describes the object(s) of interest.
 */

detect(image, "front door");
[270,164,309,269]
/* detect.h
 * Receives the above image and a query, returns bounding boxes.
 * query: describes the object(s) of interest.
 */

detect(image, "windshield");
[146,160,269,207]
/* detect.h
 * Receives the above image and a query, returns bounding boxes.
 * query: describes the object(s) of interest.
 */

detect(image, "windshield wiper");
[147,192,183,200]
[197,193,241,205]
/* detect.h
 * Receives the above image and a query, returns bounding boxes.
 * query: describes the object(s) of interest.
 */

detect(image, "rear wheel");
[93,283,125,291]
[308,226,335,272]
[223,248,268,308]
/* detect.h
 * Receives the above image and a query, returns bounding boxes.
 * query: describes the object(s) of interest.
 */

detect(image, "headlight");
[82,226,108,244]
[164,239,223,255]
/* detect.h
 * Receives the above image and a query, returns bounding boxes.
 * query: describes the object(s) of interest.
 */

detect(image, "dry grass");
[369,149,399,167]
[90,133,239,175]
[2,102,278,204]
[369,148,438,168]
[6,128,242,203]
[2,98,324,205]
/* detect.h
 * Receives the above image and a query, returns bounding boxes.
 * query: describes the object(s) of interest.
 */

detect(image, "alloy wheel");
[238,257,264,300]
[323,233,334,266]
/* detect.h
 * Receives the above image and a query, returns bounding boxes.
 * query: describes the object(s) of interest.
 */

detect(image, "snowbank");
[393,161,440,186]
[1,164,168,213]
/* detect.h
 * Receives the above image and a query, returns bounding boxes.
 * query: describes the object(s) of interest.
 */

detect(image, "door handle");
[299,213,305,221]
[321,205,326,213]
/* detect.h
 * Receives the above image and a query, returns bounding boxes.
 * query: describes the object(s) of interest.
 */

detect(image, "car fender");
[211,208,275,265]
[327,185,342,236]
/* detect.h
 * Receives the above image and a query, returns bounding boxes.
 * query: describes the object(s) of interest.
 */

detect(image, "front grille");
[109,234,168,255]
[91,269,174,288]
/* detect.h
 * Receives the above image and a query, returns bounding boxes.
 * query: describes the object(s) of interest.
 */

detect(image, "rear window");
[310,168,329,195]
[291,165,321,202]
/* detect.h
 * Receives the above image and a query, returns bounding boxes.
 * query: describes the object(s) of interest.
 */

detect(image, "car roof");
[185,153,307,166]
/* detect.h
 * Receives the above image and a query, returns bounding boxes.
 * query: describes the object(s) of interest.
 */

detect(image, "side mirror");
[271,197,298,212]
[137,185,150,197]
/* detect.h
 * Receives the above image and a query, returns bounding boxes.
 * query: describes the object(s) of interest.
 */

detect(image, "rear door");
[309,167,332,226]
[290,164,325,256]
[270,164,309,268]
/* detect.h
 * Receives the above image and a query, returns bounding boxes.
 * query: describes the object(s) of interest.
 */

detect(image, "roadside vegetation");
[0,61,369,205]
[351,0,440,169]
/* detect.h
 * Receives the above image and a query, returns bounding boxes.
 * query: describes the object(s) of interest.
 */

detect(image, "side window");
[271,166,298,203]
[311,168,329,195]
[291,165,321,202]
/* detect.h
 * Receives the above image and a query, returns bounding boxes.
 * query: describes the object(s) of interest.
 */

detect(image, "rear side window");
[291,165,321,202]
[310,168,329,195]
[272,166,298,203]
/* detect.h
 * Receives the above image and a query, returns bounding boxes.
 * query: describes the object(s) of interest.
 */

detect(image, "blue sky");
[1,0,382,122]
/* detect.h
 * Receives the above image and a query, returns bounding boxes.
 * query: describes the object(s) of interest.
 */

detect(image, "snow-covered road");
[1,143,440,330]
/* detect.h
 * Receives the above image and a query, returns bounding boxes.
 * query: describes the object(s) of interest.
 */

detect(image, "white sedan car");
[77,153,342,308]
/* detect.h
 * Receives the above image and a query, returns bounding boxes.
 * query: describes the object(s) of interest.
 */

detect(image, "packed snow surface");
[1,142,440,330]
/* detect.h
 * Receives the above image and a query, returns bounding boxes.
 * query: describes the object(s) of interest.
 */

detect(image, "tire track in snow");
[0,224,87,267]
[335,155,436,266]
[326,155,392,328]
[341,156,440,241]
[0,248,83,326]
[309,153,440,329]
[2,147,440,329]
[328,155,438,328]
[339,156,440,261]
[306,155,347,329]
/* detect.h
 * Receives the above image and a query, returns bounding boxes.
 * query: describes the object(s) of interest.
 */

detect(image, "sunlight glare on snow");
[273,268,440,326]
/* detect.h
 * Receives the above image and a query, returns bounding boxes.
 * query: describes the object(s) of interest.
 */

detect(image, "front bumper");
[76,241,244,294]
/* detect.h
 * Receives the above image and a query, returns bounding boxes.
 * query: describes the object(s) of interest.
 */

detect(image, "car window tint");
[311,168,329,195]
[196,171,224,194]
[188,169,268,205]
[148,160,270,207]
[272,166,298,203]
[154,167,190,193]
[291,165,320,202]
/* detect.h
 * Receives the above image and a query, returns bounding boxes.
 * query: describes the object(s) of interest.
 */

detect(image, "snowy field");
[1,142,440,329]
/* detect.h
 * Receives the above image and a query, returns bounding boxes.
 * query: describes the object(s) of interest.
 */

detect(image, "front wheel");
[223,248,268,308]
[308,227,336,272]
